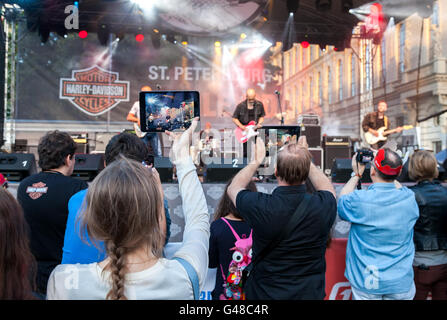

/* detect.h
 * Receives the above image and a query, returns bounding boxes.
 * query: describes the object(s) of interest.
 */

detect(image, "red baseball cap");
[0,173,7,188]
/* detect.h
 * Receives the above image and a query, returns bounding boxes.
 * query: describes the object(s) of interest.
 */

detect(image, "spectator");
[209,178,257,300]
[227,136,337,300]
[408,150,447,300]
[61,133,171,265]
[338,148,419,300]
[47,119,210,300]
[0,188,36,299]
[17,131,88,299]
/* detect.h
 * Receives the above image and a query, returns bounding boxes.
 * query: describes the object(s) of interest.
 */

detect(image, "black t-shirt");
[209,218,252,300]
[17,171,88,294]
[235,185,336,300]
[232,99,266,125]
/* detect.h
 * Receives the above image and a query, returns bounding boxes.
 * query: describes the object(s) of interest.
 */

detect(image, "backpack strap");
[173,257,199,300]
[221,217,241,241]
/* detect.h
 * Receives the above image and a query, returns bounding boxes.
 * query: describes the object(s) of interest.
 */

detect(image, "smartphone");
[139,91,200,132]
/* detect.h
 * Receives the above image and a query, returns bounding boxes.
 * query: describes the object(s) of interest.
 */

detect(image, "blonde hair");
[409,150,439,182]
[81,156,164,300]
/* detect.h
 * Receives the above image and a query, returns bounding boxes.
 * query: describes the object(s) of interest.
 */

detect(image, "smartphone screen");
[139,91,200,132]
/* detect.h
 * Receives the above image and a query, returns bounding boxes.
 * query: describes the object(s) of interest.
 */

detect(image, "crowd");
[0,118,446,300]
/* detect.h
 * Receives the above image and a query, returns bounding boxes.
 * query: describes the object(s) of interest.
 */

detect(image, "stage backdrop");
[16,21,282,128]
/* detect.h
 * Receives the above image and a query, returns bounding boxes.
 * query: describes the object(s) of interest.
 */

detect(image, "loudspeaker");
[331,158,372,183]
[0,153,37,181]
[154,157,173,182]
[71,154,105,182]
[323,136,351,174]
[300,126,321,148]
[205,158,247,183]
[309,147,324,170]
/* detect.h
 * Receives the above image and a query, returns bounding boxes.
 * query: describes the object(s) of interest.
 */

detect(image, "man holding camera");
[338,148,419,300]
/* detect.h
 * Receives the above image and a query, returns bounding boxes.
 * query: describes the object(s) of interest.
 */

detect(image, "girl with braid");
[47,119,210,299]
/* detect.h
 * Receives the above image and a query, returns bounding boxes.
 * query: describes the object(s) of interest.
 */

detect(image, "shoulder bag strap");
[247,193,313,270]
[173,257,200,300]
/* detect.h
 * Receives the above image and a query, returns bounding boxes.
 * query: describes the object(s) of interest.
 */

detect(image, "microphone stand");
[276,91,284,125]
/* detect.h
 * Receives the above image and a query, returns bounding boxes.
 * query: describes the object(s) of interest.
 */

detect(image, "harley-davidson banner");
[59,65,130,116]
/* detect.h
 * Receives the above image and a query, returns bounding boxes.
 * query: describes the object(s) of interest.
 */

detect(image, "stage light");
[97,24,110,46]
[341,0,353,13]
[215,41,221,47]
[79,30,88,38]
[301,41,310,48]
[316,0,332,11]
[151,34,161,49]
[153,28,159,33]
[135,34,144,42]
[287,0,299,15]
[181,41,188,46]
[240,33,247,40]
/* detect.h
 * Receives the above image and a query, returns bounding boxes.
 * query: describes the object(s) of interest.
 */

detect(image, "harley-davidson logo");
[26,182,48,200]
[59,65,130,116]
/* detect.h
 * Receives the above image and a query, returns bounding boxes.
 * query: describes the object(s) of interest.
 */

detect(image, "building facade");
[278,0,447,153]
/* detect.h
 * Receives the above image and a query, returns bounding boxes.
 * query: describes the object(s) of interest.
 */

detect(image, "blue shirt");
[62,189,171,265]
[338,183,419,295]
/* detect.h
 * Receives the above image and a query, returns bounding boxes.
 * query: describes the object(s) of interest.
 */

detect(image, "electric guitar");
[234,121,259,143]
[364,125,413,145]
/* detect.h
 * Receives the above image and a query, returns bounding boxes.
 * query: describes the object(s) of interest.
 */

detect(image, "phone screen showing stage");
[262,126,300,154]
[139,91,200,132]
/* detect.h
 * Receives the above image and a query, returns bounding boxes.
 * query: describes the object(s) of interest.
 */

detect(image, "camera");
[356,149,374,164]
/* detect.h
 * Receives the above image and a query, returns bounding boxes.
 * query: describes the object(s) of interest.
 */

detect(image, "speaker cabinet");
[205,158,247,183]
[154,157,173,182]
[300,126,321,148]
[323,136,351,174]
[331,158,371,183]
[0,153,37,181]
[71,154,105,182]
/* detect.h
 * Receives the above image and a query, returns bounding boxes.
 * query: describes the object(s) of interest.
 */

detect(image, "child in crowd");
[209,178,257,300]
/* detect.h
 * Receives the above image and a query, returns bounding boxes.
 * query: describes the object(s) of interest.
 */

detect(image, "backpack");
[219,217,253,300]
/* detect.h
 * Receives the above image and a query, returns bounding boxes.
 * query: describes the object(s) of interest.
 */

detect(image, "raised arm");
[166,119,210,288]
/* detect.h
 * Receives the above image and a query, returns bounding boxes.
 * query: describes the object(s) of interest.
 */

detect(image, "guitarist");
[362,100,402,149]
[232,88,266,158]
[126,85,162,157]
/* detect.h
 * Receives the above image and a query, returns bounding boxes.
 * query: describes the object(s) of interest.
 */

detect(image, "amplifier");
[331,158,372,183]
[323,136,351,174]
[309,147,324,170]
[205,158,247,183]
[323,136,350,146]
[298,114,320,126]
[0,153,37,181]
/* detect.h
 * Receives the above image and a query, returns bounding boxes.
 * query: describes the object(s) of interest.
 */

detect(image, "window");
[381,37,386,82]
[327,67,332,104]
[318,72,322,105]
[433,141,442,154]
[434,116,440,126]
[338,60,343,101]
[351,54,356,97]
[365,43,371,91]
[309,77,313,109]
[399,23,406,74]
[432,1,439,27]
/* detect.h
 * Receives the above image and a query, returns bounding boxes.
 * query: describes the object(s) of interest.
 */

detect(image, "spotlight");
[79,30,88,38]
[166,34,176,44]
[151,34,161,49]
[215,41,221,47]
[287,0,299,15]
[181,41,188,46]
[341,0,353,13]
[316,0,332,11]
[153,28,159,34]
[97,24,110,46]
[240,33,247,39]
[135,34,144,42]
[301,41,309,48]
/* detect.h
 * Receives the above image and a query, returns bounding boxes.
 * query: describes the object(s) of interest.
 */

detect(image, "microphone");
[275,90,280,95]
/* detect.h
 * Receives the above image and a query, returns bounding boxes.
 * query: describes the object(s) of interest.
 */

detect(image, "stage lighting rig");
[316,0,331,11]
[97,23,111,46]
[286,0,299,15]
[341,0,353,13]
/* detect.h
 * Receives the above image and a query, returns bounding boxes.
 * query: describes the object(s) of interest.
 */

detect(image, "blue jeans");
[142,133,161,157]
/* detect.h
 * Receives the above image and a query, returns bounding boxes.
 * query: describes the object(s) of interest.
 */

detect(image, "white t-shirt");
[129,101,140,120]
[46,158,210,300]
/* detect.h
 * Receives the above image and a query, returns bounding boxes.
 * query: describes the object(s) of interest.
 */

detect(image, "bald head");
[276,143,312,185]
[246,88,256,101]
